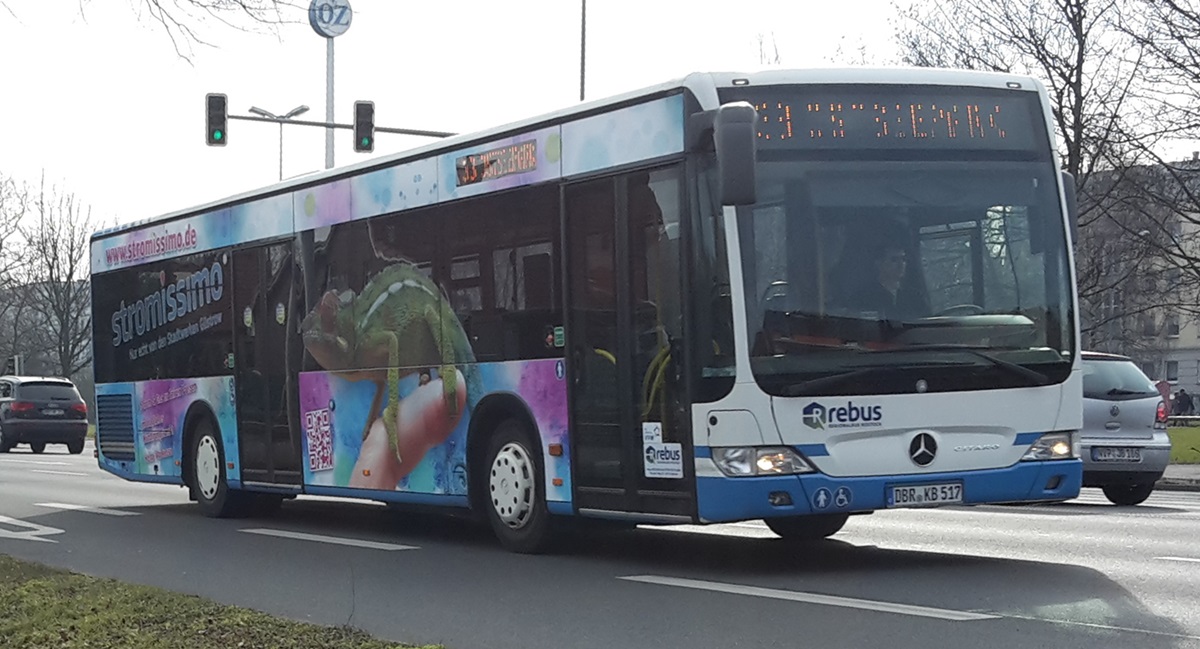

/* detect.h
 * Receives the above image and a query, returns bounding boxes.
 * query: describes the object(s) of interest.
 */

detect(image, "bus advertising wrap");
[298,358,571,503]
[96,376,238,482]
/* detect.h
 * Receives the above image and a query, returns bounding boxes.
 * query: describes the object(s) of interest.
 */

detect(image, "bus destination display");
[722,87,1040,151]
[455,140,538,187]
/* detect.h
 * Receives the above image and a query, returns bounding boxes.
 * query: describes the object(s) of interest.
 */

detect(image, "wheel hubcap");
[196,435,221,500]
[490,442,534,529]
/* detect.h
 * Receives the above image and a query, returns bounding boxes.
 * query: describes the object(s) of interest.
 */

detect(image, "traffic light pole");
[228,114,456,139]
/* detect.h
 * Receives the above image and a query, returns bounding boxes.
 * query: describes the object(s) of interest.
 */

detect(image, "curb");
[1156,480,1200,492]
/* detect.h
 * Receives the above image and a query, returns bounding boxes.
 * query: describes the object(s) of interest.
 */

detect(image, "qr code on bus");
[304,408,333,472]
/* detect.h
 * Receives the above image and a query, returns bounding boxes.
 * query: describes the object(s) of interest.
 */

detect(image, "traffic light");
[353,100,374,152]
[206,93,228,146]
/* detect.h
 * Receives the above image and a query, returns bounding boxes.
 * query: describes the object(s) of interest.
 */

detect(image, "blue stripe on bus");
[694,445,830,458]
[98,462,184,486]
[304,485,470,508]
[695,459,1082,523]
[1013,432,1044,445]
[547,501,573,516]
[794,444,830,457]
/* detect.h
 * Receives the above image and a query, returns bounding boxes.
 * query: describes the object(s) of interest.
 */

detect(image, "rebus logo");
[803,401,884,430]
[644,444,681,464]
[803,402,827,430]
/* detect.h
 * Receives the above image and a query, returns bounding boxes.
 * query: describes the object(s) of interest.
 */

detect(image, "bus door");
[231,241,302,487]
[564,167,694,519]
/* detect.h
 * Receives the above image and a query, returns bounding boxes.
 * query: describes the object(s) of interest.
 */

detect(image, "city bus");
[90,67,1083,553]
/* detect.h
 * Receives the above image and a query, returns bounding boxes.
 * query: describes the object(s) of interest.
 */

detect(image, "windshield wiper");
[779,368,885,397]
[1107,388,1150,396]
[887,344,1050,386]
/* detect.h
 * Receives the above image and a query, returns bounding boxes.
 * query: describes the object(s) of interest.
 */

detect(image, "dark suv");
[0,376,89,454]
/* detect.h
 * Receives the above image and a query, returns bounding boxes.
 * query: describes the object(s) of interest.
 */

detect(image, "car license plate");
[888,483,963,508]
[42,408,64,416]
[1092,447,1141,462]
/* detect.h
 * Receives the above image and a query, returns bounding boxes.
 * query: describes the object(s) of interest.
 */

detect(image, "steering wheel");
[937,304,985,316]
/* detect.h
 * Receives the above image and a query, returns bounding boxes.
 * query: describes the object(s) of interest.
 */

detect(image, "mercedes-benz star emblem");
[909,433,937,467]
[1110,404,1120,417]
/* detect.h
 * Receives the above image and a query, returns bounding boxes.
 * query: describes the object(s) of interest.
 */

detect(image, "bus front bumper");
[694,458,1082,524]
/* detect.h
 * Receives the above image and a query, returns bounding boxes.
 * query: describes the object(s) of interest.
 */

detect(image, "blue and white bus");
[90,67,1083,553]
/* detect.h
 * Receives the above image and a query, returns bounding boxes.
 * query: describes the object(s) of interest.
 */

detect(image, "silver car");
[1080,351,1172,505]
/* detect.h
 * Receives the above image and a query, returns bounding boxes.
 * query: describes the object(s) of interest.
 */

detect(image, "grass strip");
[0,554,441,649]
[1168,427,1200,464]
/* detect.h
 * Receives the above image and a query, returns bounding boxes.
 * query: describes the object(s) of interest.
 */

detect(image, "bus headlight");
[1021,432,1078,461]
[712,447,815,477]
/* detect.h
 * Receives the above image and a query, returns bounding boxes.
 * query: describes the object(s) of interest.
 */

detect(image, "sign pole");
[325,37,335,170]
[308,0,353,170]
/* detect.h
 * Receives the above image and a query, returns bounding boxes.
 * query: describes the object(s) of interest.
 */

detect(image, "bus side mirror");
[1061,171,1078,246]
[714,102,758,206]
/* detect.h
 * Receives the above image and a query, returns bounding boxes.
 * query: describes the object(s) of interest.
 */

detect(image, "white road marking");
[0,459,72,466]
[35,502,138,517]
[239,528,417,551]
[30,469,87,477]
[1156,556,1200,563]
[0,515,63,543]
[619,575,999,621]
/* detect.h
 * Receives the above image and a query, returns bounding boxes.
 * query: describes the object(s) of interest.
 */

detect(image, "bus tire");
[483,419,555,554]
[765,513,849,541]
[29,442,45,454]
[190,419,249,518]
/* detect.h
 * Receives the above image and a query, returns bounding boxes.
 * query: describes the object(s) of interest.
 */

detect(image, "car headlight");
[712,447,815,477]
[1021,432,1078,461]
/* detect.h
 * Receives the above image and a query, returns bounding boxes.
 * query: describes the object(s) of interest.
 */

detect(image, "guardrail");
[1167,416,1200,427]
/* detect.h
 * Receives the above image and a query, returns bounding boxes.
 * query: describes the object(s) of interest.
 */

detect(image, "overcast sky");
[0,1,899,227]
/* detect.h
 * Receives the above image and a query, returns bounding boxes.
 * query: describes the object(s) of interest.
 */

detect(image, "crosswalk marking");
[35,502,138,517]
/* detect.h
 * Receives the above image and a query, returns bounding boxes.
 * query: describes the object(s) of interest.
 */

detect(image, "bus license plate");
[1092,447,1141,462]
[888,483,963,508]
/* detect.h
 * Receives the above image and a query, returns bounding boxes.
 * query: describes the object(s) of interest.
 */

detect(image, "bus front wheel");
[765,513,849,541]
[483,420,555,554]
[190,420,249,518]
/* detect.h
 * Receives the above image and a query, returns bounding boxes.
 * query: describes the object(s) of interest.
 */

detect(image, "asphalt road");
[3,444,1200,649]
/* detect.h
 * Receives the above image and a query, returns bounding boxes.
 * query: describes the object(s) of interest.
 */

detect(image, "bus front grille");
[96,394,136,461]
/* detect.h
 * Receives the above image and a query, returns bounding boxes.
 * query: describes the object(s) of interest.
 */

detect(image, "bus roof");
[91,66,1044,243]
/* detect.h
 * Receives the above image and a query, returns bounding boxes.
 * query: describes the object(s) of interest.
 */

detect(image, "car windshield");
[1082,360,1159,399]
[19,383,80,401]
[723,85,1074,396]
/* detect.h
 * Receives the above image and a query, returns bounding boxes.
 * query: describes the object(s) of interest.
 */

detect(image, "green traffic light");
[213,131,223,141]
[361,137,371,147]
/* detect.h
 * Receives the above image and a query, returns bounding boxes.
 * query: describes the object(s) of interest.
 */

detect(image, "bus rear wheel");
[483,420,554,554]
[765,513,849,541]
[190,420,250,518]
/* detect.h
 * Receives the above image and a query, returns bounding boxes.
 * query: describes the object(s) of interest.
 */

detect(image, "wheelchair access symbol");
[813,486,853,511]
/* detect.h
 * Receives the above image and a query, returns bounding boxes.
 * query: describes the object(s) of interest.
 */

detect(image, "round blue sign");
[309,0,353,38]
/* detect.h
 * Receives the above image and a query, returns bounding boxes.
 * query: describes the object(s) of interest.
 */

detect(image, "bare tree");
[0,174,35,366]
[756,32,781,66]
[890,0,1190,353]
[2,1,301,62]
[21,177,95,379]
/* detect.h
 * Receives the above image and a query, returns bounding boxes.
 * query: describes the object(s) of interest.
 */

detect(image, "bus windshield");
[723,86,1074,397]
